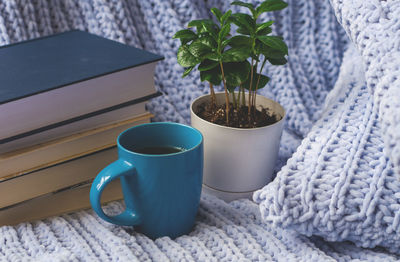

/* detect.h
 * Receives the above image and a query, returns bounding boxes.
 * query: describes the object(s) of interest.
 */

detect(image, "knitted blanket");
[254,0,400,254]
[1,196,399,262]
[1,0,399,261]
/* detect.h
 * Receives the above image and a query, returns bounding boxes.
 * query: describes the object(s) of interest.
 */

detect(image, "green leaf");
[219,23,231,41]
[198,59,219,71]
[188,19,212,28]
[224,35,252,49]
[221,48,251,62]
[200,66,222,85]
[223,61,251,86]
[267,57,287,65]
[231,1,256,17]
[203,52,220,61]
[256,27,272,36]
[256,0,288,16]
[177,45,200,67]
[173,29,197,44]
[221,10,232,25]
[203,24,219,39]
[182,66,195,77]
[237,27,251,35]
[231,1,254,10]
[257,43,286,58]
[194,36,217,50]
[211,7,223,22]
[256,21,274,33]
[243,72,270,90]
[257,35,288,54]
[231,13,255,35]
[188,41,213,58]
[188,19,218,38]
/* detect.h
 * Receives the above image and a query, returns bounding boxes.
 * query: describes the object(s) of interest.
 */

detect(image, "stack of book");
[0,30,163,226]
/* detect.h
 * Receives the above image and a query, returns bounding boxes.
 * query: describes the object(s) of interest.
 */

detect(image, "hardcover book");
[0,179,123,226]
[0,146,118,209]
[0,113,152,179]
[0,99,150,154]
[0,30,163,143]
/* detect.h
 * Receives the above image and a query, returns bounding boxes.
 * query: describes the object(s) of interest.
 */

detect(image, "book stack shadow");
[0,30,163,226]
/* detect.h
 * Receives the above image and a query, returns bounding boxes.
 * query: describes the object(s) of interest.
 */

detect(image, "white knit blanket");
[255,0,400,255]
[1,195,399,261]
[1,0,400,261]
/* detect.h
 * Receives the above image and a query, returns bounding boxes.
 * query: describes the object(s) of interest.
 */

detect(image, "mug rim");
[117,122,203,157]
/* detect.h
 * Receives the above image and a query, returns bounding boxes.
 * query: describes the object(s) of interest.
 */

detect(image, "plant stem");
[209,82,217,107]
[248,58,254,118]
[253,57,267,110]
[231,91,237,108]
[219,62,230,125]
[237,87,241,107]
[241,86,245,106]
[252,60,259,111]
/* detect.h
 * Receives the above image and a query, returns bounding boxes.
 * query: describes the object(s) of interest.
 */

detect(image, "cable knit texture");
[255,0,400,254]
[255,44,400,252]
[330,0,400,176]
[0,0,399,260]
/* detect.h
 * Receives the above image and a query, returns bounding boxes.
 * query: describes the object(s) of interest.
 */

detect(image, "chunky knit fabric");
[255,44,400,251]
[0,0,399,261]
[2,196,400,261]
[255,0,400,254]
[331,0,400,176]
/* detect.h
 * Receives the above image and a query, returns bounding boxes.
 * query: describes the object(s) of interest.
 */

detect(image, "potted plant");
[173,0,288,201]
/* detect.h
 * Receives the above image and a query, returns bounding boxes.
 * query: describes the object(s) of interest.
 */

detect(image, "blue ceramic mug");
[90,122,203,239]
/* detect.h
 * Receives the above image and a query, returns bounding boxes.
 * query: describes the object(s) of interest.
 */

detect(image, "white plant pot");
[191,92,285,202]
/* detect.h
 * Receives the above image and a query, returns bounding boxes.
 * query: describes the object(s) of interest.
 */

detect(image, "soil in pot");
[195,102,279,128]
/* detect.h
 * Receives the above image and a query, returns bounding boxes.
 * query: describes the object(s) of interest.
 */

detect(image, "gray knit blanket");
[1,0,400,261]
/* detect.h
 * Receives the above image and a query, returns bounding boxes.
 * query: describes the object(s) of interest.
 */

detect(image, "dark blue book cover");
[0,30,164,105]
[0,30,163,145]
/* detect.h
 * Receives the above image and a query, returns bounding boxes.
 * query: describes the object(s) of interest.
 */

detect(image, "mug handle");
[90,159,141,226]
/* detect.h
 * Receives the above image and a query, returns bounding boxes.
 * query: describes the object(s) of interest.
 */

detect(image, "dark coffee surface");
[132,146,184,155]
